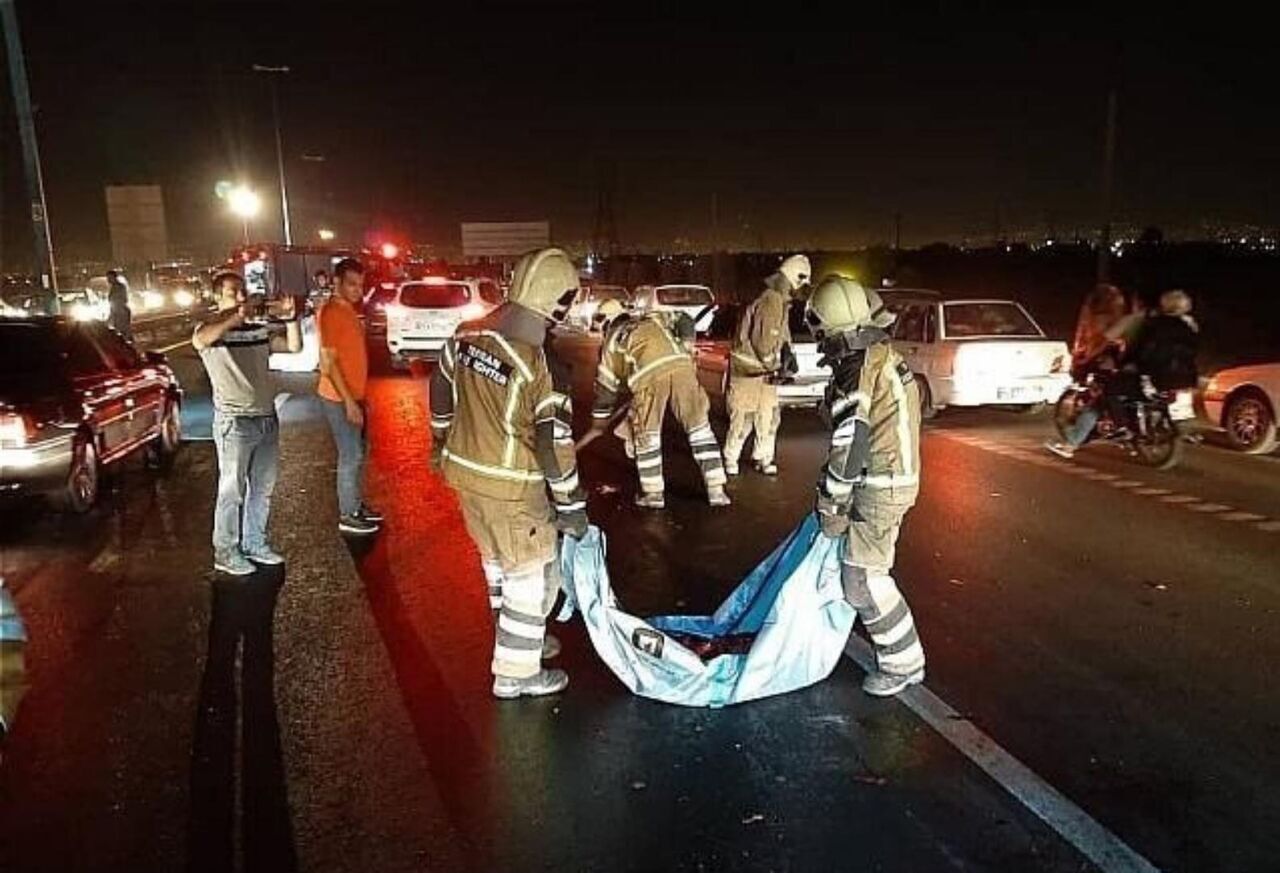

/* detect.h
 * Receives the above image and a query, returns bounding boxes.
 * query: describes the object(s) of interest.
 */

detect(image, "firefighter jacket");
[592,313,694,420]
[0,583,26,738]
[816,340,922,516]
[429,304,586,520]
[730,286,791,378]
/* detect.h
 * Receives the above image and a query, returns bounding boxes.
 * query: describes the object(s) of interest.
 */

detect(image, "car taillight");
[0,413,32,447]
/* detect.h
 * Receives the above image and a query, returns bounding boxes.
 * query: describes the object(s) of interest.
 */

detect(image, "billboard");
[461,221,551,258]
[105,185,168,266]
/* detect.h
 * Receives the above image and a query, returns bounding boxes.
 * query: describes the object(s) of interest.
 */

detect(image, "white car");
[566,284,631,332]
[633,284,717,333]
[694,303,831,408]
[880,290,1071,416]
[386,277,503,365]
[1203,363,1279,454]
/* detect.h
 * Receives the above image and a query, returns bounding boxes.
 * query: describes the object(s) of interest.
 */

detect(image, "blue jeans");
[211,413,279,554]
[320,398,366,517]
[1064,405,1100,447]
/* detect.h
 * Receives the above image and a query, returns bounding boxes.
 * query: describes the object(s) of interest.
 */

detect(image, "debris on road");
[741,813,766,825]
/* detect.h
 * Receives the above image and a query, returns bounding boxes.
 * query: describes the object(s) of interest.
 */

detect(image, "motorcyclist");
[805,275,926,697]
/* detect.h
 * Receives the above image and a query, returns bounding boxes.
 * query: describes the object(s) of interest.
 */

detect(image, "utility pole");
[1096,88,1118,284]
[710,191,720,293]
[2,0,58,309]
[253,64,292,245]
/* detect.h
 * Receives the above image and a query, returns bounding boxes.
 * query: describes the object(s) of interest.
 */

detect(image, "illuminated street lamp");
[226,185,261,244]
[317,228,335,242]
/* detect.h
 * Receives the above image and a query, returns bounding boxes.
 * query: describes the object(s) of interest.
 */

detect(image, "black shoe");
[358,503,385,523]
[339,513,380,535]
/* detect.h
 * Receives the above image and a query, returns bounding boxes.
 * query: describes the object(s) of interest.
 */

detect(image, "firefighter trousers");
[455,489,561,679]
[724,375,780,466]
[629,367,727,497]
[840,497,926,676]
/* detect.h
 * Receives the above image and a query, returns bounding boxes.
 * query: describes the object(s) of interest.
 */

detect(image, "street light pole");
[253,64,292,246]
[1,0,59,309]
[1096,88,1118,285]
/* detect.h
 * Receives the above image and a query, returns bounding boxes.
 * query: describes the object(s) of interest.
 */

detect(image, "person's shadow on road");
[185,566,297,873]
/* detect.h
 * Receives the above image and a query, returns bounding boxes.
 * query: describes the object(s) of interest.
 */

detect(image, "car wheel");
[918,377,938,420]
[145,400,182,472]
[1224,389,1278,454]
[57,436,99,514]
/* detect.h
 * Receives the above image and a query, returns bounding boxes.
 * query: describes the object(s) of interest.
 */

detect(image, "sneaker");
[338,513,380,535]
[725,459,740,476]
[1044,440,1076,459]
[756,461,778,476]
[634,492,666,510]
[358,503,385,523]
[861,667,925,697]
[213,549,256,577]
[493,668,569,699]
[542,634,562,660]
[707,486,732,507]
[242,544,284,565]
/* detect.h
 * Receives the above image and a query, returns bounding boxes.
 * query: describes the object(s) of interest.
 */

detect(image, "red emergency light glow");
[380,243,400,260]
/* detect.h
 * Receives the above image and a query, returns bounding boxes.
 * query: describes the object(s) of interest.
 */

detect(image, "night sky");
[3,2,1277,265]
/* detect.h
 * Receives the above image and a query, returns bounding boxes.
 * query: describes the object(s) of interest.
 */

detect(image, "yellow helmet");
[804,275,872,337]
[508,247,580,321]
[595,298,625,321]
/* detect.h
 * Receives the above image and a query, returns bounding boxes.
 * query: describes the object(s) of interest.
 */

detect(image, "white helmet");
[508,248,580,322]
[778,254,812,292]
[804,274,894,338]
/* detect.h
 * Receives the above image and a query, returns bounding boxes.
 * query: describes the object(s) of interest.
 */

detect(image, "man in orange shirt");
[318,257,382,535]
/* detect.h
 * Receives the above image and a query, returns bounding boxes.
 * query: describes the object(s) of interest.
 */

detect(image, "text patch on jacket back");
[458,342,513,386]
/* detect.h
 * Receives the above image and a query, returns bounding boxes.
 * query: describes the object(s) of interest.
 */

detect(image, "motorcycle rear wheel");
[1133,407,1181,469]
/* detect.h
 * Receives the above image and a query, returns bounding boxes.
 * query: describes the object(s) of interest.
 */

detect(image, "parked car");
[633,284,717,333]
[879,289,1071,417]
[1203,363,1279,454]
[566,284,631,331]
[694,303,831,408]
[385,277,504,366]
[362,283,400,339]
[0,317,182,512]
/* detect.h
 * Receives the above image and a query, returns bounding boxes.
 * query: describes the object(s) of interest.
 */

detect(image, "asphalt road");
[0,336,1277,872]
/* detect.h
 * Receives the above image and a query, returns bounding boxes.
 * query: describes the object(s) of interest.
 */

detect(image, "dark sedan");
[0,318,182,512]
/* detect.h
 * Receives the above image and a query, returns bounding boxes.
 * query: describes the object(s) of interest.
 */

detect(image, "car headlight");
[172,289,195,308]
[70,302,96,322]
[142,290,165,309]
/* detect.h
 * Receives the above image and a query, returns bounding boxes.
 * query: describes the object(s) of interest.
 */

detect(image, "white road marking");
[1132,487,1173,496]
[843,637,1161,873]
[154,338,192,354]
[1109,480,1144,488]
[1256,520,1280,532]
[1158,495,1199,504]
[1188,503,1231,513]
[1219,511,1266,522]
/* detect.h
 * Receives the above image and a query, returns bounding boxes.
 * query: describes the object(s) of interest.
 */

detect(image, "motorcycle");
[1054,373,1196,470]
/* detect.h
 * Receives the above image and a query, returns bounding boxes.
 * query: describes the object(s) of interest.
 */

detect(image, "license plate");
[997,386,1033,402]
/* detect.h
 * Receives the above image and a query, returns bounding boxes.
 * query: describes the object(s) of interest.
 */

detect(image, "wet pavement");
[1,337,1278,872]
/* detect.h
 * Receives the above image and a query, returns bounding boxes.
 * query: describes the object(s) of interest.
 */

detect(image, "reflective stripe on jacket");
[593,315,693,419]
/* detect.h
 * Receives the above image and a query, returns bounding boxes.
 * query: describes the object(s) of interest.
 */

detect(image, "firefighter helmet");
[804,275,895,338]
[778,254,812,292]
[508,248,581,322]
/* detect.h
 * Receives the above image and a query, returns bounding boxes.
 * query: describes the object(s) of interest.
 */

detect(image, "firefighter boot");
[493,669,570,699]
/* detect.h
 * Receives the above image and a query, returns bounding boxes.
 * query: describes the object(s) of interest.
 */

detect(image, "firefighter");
[804,275,926,697]
[428,248,586,699]
[590,300,731,509]
[723,254,811,476]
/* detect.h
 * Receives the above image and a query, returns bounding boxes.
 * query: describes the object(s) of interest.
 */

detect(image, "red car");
[0,317,182,512]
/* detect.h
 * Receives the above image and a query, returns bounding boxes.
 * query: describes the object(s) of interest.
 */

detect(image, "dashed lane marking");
[1219,511,1266,523]
[936,431,1276,535]
[843,637,1162,873]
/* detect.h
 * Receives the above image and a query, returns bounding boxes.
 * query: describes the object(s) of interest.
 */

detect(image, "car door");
[694,304,737,399]
[88,325,164,451]
[63,325,130,458]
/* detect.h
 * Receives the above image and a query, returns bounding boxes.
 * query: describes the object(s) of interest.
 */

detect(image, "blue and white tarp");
[557,514,855,707]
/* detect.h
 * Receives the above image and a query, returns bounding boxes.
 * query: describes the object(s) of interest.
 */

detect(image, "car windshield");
[400,282,470,309]
[590,287,629,304]
[943,302,1041,338]
[656,286,712,307]
[0,323,61,391]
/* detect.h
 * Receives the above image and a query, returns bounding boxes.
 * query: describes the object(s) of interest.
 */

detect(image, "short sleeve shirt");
[317,298,368,402]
